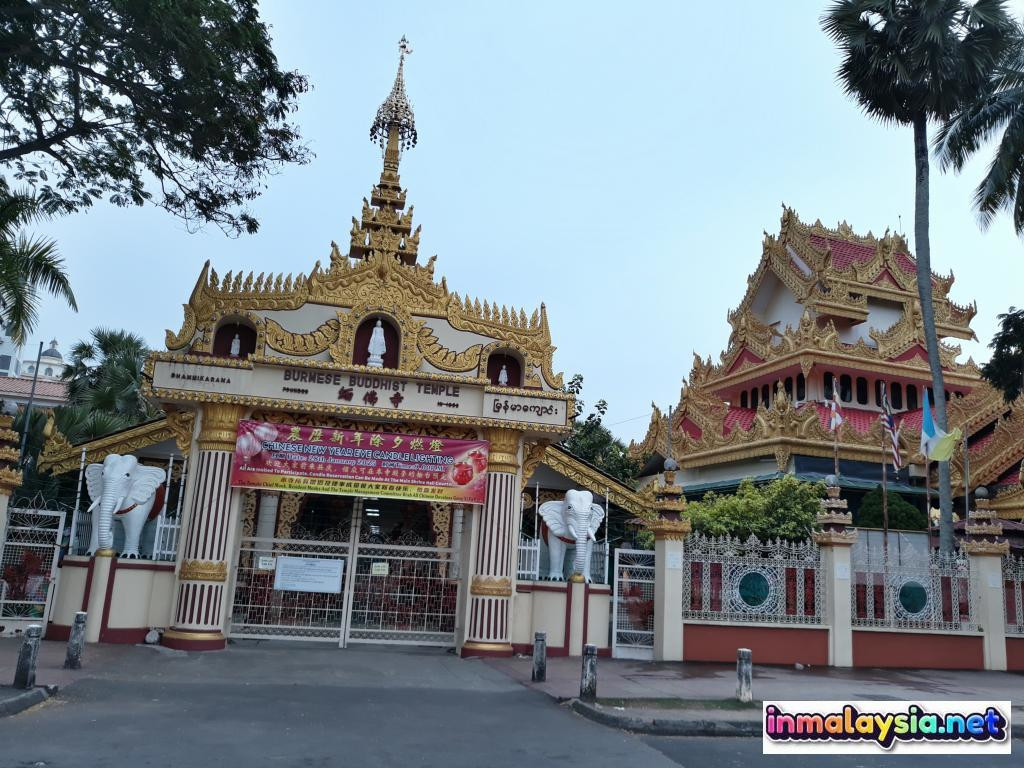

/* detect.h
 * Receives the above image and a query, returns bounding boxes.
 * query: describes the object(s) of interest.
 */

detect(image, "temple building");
[32,43,646,655]
[630,208,1024,522]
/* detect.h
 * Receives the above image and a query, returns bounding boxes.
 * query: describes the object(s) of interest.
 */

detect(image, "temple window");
[906,384,919,411]
[875,380,884,407]
[761,384,770,406]
[740,391,749,408]
[784,377,793,399]
[891,382,903,409]
[213,321,257,359]
[353,316,399,368]
[855,376,868,405]
[486,351,522,387]
[839,374,852,403]
[751,388,759,408]
[824,372,834,400]
[796,373,806,401]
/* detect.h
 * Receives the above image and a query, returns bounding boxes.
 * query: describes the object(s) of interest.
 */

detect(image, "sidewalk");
[486,655,1024,735]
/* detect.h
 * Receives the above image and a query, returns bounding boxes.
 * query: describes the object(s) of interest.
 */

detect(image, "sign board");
[150,359,570,429]
[230,420,490,505]
[370,561,389,576]
[666,551,683,571]
[272,556,344,594]
[256,556,276,571]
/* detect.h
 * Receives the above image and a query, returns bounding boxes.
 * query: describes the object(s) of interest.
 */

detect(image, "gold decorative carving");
[38,418,189,475]
[241,490,258,537]
[265,316,340,356]
[961,539,1010,556]
[329,303,424,372]
[541,444,647,516]
[519,440,549,491]
[646,518,692,541]
[481,427,521,474]
[198,403,246,452]
[430,502,451,549]
[164,409,196,456]
[274,492,303,539]
[470,576,512,597]
[180,559,228,582]
[417,325,482,372]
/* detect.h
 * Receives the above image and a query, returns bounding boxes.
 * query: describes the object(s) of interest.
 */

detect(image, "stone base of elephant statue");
[85,454,167,558]
[538,489,604,584]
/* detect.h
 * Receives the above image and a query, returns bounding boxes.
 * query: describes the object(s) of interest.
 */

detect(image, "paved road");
[0,642,1015,767]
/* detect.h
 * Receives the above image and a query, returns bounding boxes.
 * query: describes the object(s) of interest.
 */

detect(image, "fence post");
[12,624,42,689]
[579,643,597,702]
[963,494,1009,671]
[815,482,857,667]
[648,467,690,662]
[532,631,547,682]
[64,611,87,670]
[736,647,752,702]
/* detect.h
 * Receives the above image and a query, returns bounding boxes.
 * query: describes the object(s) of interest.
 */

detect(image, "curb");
[570,699,761,737]
[0,686,52,718]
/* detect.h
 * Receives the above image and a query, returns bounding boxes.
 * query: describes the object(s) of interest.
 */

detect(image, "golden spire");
[370,36,417,172]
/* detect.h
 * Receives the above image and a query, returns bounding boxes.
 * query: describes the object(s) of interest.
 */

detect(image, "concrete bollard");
[532,631,547,682]
[12,624,42,689]
[736,647,752,703]
[580,643,597,702]
[64,611,87,670]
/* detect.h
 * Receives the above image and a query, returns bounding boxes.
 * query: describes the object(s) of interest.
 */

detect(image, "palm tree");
[822,0,1015,552]
[937,35,1024,233]
[63,328,158,426]
[0,188,77,343]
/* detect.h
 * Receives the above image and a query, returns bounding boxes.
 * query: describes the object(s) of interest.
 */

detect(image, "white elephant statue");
[85,454,167,558]
[539,489,605,583]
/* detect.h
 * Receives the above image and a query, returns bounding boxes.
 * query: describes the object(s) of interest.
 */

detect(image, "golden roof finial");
[370,36,417,161]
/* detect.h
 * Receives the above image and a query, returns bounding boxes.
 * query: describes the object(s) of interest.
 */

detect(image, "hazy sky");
[26,1,1024,444]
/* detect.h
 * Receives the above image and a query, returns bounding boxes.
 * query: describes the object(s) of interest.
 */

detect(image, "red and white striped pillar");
[462,427,522,657]
[162,403,245,651]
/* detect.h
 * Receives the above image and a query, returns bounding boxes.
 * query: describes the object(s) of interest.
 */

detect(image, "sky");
[25,0,1024,444]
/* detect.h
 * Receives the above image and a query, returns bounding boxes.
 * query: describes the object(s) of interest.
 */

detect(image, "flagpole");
[963,430,970,523]
[833,422,840,480]
[881,434,889,558]
[924,459,933,548]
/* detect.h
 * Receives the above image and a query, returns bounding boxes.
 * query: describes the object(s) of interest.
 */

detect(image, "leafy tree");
[822,0,1014,552]
[980,306,1024,402]
[0,0,310,234]
[855,484,928,530]
[938,36,1024,234]
[686,476,824,542]
[63,328,157,425]
[561,374,643,484]
[0,187,76,343]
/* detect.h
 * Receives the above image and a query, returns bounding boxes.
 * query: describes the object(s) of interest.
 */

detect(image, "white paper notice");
[273,556,344,593]
[666,552,683,570]
[257,556,276,571]
[371,561,389,576]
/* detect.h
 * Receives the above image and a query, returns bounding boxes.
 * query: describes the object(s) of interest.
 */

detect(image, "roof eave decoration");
[541,444,649,518]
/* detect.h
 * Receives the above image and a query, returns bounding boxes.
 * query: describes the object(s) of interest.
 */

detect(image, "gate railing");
[682,533,822,624]
[1002,554,1024,635]
[516,536,609,584]
[0,499,66,631]
[517,534,540,581]
[611,548,655,658]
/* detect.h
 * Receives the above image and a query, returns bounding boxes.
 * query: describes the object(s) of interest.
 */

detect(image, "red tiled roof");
[897,410,923,431]
[995,470,1020,489]
[811,403,879,434]
[0,377,67,400]
[723,407,757,435]
[809,234,918,277]
[969,430,996,456]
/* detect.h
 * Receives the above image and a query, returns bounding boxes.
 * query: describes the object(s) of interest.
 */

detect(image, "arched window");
[891,382,903,409]
[740,391,749,408]
[855,377,868,405]
[761,384,770,406]
[839,374,853,403]
[0,355,11,371]
[353,316,399,369]
[906,384,919,411]
[26,364,34,373]
[486,352,522,387]
[875,380,883,407]
[796,373,806,401]
[784,377,793,399]
[824,372,834,400]
[44,367,53,377]
[213,321,257,359]
[751,388,759,408]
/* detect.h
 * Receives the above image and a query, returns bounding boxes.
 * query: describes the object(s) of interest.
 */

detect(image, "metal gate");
[611,548,655,659]
[0,500,66,636]
[229,501,458,647]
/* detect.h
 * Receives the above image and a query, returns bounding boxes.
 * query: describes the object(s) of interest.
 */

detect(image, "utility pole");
[18,341,43,466]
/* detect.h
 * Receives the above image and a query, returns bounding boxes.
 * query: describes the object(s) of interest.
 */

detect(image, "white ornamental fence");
[681,534,823,624]
[515,535,608,584]
[1003,554,1024,635]
[0,497,66,633]
[611,548,655,658]
[851,543,973,632]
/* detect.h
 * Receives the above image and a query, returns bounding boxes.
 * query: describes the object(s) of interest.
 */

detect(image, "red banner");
[229,420,489,505]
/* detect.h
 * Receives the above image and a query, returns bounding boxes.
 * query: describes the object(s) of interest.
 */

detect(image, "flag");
[919,388,961,462]
[828,391,844,432]
[879,384,902,470]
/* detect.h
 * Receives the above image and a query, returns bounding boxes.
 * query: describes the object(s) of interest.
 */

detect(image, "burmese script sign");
[229,420,490,505]
[150,359,569,429]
